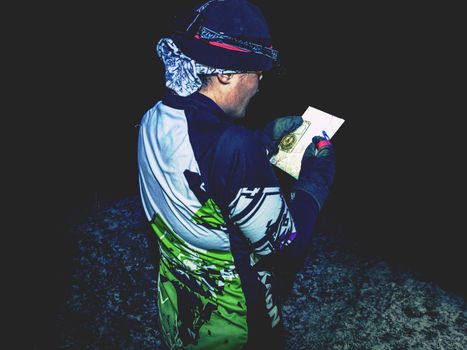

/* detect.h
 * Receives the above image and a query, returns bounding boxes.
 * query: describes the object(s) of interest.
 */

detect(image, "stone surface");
[50,196,466,349]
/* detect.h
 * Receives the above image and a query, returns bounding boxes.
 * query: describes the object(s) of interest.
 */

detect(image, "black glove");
[262,116,303,157]
[291,135,336,210]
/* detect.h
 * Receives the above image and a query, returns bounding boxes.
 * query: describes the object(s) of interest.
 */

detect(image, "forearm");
[284,190,320,270]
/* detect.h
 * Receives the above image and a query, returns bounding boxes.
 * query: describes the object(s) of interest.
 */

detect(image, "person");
[137,0,336,348]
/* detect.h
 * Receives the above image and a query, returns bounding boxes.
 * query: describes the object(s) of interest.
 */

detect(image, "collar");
[162,90,237,123]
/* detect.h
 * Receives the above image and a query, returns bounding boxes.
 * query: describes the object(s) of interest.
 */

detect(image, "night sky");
[14,1,463,345]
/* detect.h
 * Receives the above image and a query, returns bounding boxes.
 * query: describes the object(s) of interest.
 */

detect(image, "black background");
[8,0,464,347]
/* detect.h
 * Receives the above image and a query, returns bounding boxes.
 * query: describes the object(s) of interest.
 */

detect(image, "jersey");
[137,91,319,349]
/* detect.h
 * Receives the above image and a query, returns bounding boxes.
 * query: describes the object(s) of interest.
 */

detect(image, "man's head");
[157,0,277,116]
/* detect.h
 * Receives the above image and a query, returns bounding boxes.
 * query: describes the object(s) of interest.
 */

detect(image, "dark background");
[10,0,463,347]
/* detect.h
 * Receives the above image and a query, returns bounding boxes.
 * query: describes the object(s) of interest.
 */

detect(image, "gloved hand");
[262,116,303,157]
[291,135,336,210]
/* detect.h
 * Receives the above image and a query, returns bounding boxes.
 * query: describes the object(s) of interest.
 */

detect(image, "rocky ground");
[46,196,465,349]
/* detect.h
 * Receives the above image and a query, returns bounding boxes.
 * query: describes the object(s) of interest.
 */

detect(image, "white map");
[269,106,345,179]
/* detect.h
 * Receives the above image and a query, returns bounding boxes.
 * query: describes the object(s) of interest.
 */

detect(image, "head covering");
[156,38,241,96]
[169,0,279,71]
[157,0,279,96]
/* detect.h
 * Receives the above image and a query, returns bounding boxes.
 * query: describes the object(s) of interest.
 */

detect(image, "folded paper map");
[269,106,345,179]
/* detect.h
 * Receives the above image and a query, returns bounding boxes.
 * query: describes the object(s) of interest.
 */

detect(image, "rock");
[47,196,466,349]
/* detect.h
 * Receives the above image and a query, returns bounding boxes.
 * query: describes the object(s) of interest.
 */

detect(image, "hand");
[262,116,303,156]
[291,135,336,210]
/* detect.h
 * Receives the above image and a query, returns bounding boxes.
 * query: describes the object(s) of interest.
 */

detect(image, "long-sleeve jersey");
[137,91,319,349]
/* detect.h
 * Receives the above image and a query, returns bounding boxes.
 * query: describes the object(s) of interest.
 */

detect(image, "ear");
[216,73,234,85]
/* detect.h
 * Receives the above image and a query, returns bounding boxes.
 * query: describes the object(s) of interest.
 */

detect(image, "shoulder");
[217,125,263,154]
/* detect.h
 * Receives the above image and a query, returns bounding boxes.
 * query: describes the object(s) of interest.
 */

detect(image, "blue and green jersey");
[138,91,319,349]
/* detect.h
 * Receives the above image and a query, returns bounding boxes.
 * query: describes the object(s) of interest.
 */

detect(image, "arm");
[209,127,330,273]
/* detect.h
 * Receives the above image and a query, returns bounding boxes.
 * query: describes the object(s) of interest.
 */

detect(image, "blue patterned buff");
[156,38,242,96]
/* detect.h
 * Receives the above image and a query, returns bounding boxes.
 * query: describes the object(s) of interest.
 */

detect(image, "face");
[224,71,262,118]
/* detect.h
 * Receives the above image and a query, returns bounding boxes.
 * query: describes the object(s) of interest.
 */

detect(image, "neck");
[199,87,229,113]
